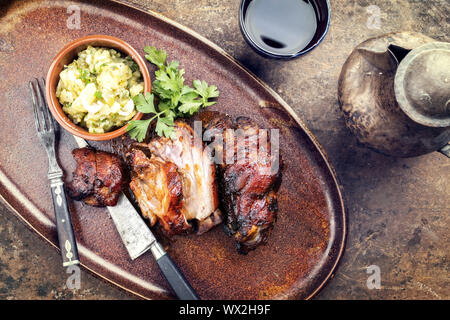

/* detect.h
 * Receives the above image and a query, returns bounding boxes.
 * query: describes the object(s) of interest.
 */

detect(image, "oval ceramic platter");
[0,0,346,299]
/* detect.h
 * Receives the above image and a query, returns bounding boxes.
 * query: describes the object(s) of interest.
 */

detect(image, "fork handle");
[50,180,80,267]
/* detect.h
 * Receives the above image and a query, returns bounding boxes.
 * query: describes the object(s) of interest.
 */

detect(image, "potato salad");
[56,46,144,133]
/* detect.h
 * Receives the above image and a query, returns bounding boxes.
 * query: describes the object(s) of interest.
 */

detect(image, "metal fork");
[29,78,79,267]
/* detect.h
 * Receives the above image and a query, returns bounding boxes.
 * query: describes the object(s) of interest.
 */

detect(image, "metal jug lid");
[394,42,450,128]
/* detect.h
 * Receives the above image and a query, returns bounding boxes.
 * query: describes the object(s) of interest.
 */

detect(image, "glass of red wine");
[239,0,331,59]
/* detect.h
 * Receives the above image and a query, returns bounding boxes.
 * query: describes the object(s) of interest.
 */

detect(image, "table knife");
[73,135,199,300]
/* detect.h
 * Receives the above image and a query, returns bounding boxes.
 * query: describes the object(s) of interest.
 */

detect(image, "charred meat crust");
[204,114,282,254]
[66,147,123,207]
[66,147,96,200]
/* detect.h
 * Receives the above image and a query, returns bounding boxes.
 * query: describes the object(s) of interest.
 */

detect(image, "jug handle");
[439,143,450,158]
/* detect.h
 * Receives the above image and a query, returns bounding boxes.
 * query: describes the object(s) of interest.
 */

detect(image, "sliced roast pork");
[128,122,222,236]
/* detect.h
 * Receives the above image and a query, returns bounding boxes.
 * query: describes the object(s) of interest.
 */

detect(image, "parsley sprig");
[127,46,219,141]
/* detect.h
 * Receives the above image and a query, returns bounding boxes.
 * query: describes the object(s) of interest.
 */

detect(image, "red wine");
[244,0,318,55]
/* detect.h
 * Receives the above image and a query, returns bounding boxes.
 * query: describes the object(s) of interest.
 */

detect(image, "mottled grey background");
[0,0,449,299]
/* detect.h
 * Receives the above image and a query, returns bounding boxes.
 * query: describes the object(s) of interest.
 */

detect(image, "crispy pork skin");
[204,114,281,253]
[129,122,222,236]
[128,149,191,237]
[67,147,123,207]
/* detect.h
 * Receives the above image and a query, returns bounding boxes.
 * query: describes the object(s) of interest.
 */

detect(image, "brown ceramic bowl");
[46,35,151,141]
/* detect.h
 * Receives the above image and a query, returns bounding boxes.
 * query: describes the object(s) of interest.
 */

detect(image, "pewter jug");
[339,32,450,158]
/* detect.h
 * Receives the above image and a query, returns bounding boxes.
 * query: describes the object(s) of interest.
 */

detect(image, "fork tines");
[29,78,58,134]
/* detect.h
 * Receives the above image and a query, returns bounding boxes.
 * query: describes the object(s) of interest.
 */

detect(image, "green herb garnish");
[95,91,102,100]
[79,68,93,84]
[127,46,219,142]
[130,62,139,73]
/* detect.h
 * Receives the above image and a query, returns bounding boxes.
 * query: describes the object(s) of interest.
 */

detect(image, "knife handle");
[50,180,80,267]
[152,243,200,300]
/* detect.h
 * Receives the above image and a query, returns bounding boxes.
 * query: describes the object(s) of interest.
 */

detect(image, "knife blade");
[72,135,199,299]
[72,135,154,260]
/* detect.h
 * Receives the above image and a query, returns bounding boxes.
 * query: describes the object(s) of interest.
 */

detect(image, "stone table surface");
[0,0,449,300]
